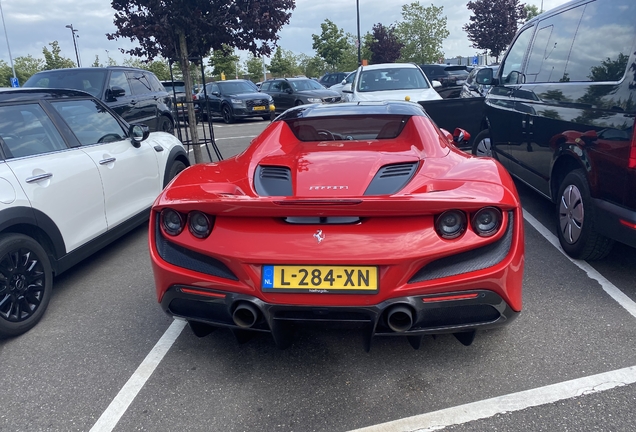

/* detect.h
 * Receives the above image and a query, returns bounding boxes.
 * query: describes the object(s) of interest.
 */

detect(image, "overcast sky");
[0,0,570,68]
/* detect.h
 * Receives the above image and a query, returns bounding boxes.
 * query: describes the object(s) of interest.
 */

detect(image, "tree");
[209,45,241,80]
[297,53,326,79]
[269,47,300,77]
[369,23,403,64]
[14,55,45,83]
[464,0,527,62]
[524,4,541,22]
[42,41,76,70]
[92,56,101,67]
[312,19,348,71]
[395,2,449,64]
[108,0,295,163]
[245,55,266,82]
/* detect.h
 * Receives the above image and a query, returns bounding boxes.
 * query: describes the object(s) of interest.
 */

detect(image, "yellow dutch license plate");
[261,265,378,293]
[253,105,266,111]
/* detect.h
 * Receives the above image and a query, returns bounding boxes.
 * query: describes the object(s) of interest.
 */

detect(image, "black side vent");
[255,165,293,196]
[364,162,419,196]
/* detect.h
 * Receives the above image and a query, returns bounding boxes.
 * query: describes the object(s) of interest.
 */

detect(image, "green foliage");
[297,54,326,79]
[395,2,449,64]
[245,55,266,82]
[524,4,540,22]
[0,55,45,87]
[42,41,76,70]
[0,61,13,87]
[311,19,348,70]
[269,47,300,77]
[92,56,101,67]
[208,45,241,80]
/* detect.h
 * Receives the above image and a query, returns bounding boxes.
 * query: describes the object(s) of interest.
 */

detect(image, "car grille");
[246,99,269,108]
[322,96,342,103]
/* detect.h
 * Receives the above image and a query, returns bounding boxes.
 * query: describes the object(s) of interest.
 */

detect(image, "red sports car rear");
[149,101,524,350]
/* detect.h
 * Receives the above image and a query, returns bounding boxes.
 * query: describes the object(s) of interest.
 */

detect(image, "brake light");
[630,126,636,169]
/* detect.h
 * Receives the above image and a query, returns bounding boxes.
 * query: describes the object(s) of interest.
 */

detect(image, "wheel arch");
[0,207,65,275]
[550,154,587,203]
[162,146,191,187]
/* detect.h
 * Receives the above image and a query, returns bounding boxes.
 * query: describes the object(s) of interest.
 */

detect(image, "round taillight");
[188,211,212,239]
[436,210,467,239]
[161,209,184,236]
[472,207,502,237]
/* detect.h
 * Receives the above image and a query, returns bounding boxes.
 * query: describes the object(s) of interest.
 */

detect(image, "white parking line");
[348,365,636,432]
[90,209,636,432]
[89,319,186,432]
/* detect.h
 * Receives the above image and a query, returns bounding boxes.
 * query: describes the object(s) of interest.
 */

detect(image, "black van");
[24,67,174,133]
[473,0,636,260]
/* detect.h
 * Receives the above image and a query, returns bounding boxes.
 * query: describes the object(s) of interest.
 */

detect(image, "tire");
[158,115,174,134]
[0,234,53,338]
[556,169,614,260]
[165,160,187,187]
[471,129,493,157]
[222,105,234,124]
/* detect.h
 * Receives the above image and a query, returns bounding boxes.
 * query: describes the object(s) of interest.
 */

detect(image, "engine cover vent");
[255,165,293,196]
[364,162,419,195]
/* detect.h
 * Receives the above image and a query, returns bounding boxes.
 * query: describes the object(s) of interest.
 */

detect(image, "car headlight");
[307,97,322,103]
[188,211,213,239]
[161,209,184,236]
[471,207,502,237]
[231,99,245,107]
[435,210,467,239]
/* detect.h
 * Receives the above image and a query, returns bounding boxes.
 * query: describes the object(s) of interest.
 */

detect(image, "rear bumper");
[593,198,636,248]
[161,286,518,348]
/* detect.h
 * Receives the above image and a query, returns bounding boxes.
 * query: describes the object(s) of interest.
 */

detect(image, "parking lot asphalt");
[1,119,635,432]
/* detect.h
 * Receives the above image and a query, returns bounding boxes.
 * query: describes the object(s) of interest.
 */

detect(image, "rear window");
[24,69,108,97]
[286,115,409,141]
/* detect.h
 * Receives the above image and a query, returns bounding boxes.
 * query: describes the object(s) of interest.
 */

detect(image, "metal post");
[66,24,80,67]
[262,57,267,82]
[356,0,362,66]
[0,0,17,83]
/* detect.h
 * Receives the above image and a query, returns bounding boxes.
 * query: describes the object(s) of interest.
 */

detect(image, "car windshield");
[218,81,256,94]
[290,79,324,91]
[357,68,429,92]
[286,115,409,141]
[24,70,108,97]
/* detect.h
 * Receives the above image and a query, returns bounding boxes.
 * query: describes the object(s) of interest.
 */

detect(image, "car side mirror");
[453,128,471,145]
[285,88,293,94]
[476,68,494,86]
[431,80,442,88]
[129,124,150,147]
[342,89,353,94]
[212,91,220,97]
[111,86,126,98]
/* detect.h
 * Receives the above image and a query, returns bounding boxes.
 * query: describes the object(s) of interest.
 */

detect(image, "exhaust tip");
[386,305,413,332]
[232,302,259,328]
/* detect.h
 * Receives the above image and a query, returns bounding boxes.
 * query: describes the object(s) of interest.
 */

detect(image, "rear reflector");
[422,293,480,303]
[180,288,226,298]
[620,219,636,230]
[630,127,636,169]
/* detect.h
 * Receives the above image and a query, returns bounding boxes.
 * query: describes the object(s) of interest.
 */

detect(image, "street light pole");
[356,0,361,66]
[0,0,17,83]
[65,24,80,67]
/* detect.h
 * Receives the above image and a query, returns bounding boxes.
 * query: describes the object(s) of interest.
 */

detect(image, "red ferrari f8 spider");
[149,101,524,350]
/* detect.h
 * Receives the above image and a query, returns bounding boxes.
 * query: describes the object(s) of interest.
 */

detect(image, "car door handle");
[99,157,116,165]
[25,173,53,183]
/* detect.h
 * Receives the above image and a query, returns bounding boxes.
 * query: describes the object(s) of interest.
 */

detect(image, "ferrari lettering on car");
[149,101,525,351]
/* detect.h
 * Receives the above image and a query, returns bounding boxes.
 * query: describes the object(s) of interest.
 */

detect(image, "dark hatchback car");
[196,79,274,123]
[24,67,175,133]
[473,0,636,260]
[419,64,470,99]
[260,78,341,113]
[318,72,350,88]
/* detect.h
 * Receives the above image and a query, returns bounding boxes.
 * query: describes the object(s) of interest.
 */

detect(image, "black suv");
[318,72,350,88]
[24,67,174,132]
[196,79,274,123]
[419,64,470,98]
[473,0,636,260]
[260,78,341,112]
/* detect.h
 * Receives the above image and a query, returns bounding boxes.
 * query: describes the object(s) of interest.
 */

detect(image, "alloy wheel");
[0,246,47,323]
[475,136,492,157]
[559,184,584,244]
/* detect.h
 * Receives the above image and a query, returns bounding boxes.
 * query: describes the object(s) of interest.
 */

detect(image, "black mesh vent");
[254,165,293,196]
[415,305,500,327]
[155,220,238,281]
[409,212,514,283]
[365,162,418,195]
